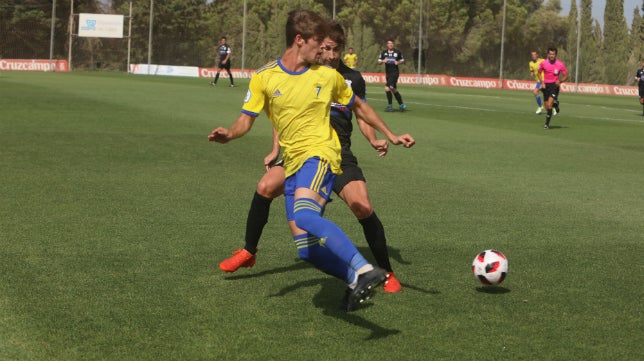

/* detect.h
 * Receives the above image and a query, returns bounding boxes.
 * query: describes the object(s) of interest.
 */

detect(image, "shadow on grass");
[223,255,440,339]
[221,258,309,280]
[475,286,511,294]
[356,246,412,266]
[270,277,401,340]
[224,252,439,297]
[545,125,566,130]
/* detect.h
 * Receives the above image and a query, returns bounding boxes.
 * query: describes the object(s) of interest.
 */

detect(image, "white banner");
[78,13,124,38]
[129,64,200,77]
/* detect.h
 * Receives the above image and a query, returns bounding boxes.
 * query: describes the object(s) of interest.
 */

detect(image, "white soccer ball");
[472,249,508,286]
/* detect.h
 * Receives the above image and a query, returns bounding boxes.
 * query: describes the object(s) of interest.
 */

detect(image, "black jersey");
[378,48,404,74]
[330,61,367,155]
[637,68,644,86]
[217,44,231,61]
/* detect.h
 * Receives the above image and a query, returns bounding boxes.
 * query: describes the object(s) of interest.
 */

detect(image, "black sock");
[359,212,393,272]
[214,73,220,84]
[244,192,273,254]
[546,109,552,126]
[394,92,403,105]
[386,91,393,104]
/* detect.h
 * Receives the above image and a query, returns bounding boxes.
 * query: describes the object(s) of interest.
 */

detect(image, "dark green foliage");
[579,0,605,83]
[603,0,630,84]
[1,0,642,83]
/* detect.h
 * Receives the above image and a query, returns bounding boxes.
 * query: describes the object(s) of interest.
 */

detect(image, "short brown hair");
[326,20,346,51]
[285,10,328,47]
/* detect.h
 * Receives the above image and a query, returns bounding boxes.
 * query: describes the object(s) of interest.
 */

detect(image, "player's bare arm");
[351,97,415,148]
[356,117,388,158]
[208,113,255,143]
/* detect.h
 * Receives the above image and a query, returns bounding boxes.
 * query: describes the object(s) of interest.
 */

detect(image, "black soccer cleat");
[345,267,387,312]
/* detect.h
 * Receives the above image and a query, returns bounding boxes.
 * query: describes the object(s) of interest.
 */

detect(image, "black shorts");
[541,83,560,101]
[333,153,365,195]
[638,85,644,98]
[218,61,231,70]
[386,72,399,89]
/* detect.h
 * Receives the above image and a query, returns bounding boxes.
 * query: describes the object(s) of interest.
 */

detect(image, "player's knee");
[257,178,281,199]
[639,97,644,105]
[349,200,373,219]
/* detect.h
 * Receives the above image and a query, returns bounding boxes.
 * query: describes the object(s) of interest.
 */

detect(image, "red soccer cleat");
[218,249,256,273]
[383,272,402,293]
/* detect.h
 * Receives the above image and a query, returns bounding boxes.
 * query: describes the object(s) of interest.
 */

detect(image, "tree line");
[1,0,642,85]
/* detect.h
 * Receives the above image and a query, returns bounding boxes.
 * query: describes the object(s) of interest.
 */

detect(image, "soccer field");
[1,71,642,361]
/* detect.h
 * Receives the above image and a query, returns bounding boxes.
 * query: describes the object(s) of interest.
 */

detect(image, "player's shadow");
[356,246,412,266]
[475,286,511,294]
[270,277,401,340]
[221,258,310,280]
[224,250,440,296]
[546,125,566,130]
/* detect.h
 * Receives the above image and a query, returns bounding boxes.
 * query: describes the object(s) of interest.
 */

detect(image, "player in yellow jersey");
[343,47,358,69]
[209,10,415,311]
[529,50,545,114]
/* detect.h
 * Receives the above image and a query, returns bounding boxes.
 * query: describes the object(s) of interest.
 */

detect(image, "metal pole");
[127,1,132,73]
[499,0,506,88]
[50,0,56,67]
[148,0,154,75]
[242,0,247,74]
[417,0,422,83]
[574,0,581,91]
[67,0,74,71]
[333,0,336,19]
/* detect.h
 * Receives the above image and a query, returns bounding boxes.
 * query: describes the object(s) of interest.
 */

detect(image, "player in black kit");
[635,60,644,115]
[211,36,234,87]
[218,21,405,302]
[378,40,407,112]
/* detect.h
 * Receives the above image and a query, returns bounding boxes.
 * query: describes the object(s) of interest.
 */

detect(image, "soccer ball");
[472,249,508,286]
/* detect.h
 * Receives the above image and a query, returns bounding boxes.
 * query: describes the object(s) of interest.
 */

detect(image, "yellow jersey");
[242,59,355,177]
[343,53,358,69]
[529,58,544,82]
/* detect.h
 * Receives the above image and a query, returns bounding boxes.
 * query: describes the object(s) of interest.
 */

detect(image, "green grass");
[1,71,643,361]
